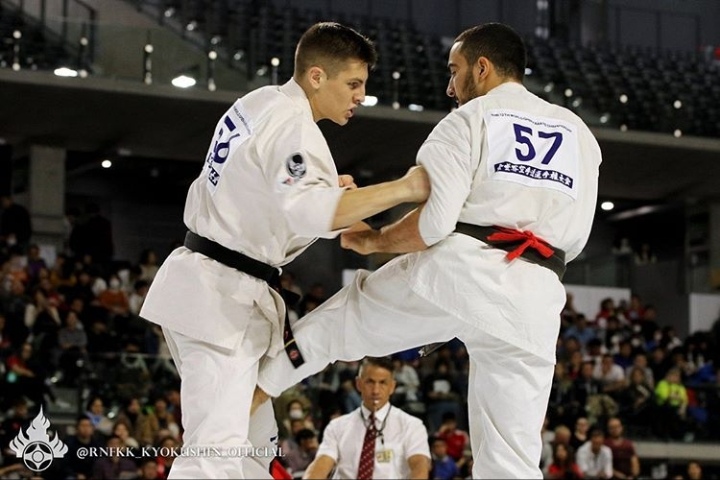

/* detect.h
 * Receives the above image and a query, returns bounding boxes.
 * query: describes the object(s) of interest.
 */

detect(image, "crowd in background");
[0,196,719,479]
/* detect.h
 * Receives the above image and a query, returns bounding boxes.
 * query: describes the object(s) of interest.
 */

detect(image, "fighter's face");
[311,59,368,125]
[446,42,480,107]
[356,364,396,411]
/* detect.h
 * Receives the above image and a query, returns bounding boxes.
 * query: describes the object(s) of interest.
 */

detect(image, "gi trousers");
[258,255,557,479]
[163,309,273,479]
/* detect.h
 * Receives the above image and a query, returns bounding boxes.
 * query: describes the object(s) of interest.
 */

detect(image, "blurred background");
[0,1,719,479]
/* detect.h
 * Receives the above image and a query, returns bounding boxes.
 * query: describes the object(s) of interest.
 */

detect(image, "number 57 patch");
[484,109,579,199]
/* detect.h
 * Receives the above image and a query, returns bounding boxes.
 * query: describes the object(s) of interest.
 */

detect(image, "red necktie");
[357,412,377,480]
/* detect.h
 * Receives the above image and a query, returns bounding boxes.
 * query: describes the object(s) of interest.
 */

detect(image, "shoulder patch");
[286,154,307,179]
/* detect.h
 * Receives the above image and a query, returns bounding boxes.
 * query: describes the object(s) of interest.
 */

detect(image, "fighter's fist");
[338,174,357,189]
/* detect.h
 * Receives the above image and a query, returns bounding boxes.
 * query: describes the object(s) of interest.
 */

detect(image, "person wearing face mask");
[97,273,131,319]
[254,22,601,479]
[139,22,429,479]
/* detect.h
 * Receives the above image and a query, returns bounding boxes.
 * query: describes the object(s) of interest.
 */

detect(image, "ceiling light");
[601,201,614,211]
[171,74,196,88]
[361,95,378,107]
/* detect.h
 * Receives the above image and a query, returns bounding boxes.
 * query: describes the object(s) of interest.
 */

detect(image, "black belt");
[455,223,566,280]
[183,231,305,368]
[418,223,567,358]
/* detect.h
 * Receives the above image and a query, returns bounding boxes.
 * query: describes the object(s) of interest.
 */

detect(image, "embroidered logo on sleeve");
[286,154,307,179]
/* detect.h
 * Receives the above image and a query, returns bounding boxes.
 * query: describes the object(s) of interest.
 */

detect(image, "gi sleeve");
[315,418,342,462]
[266,118,346,238]
[402,416,431,459]
[416,110,475,246]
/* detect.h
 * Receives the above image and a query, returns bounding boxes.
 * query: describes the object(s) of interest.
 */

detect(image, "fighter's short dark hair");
[454,23,526,81]
[294,22,377,78]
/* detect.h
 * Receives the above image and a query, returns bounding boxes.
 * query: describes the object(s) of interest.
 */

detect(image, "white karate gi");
[257,82,601,479]
[141,79,344,478]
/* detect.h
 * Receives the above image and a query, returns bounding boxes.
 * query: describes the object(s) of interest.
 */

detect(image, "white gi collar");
[279,79,314,122]
[486,81,527,96]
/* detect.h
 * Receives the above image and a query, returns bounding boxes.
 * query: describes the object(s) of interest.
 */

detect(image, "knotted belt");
[183,231,305,368]
[418,223,567,357]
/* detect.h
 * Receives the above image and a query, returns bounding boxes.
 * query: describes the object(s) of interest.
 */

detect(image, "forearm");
[331,179,413,230]
[370,207,429,254]
[407,455,430,480]
[303,455,335,479]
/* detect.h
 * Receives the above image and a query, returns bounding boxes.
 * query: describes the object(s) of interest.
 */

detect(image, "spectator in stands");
[660,326,684,352]
[91,435,138,480]
[138,458,160,480]
[24,244,46,286]
[569,417,590,452]
[541,424,572,474]
[434,411,469,463]
[86,318,118,356]
[49,253,76,295]
[604,417,640,480]
[0,398,29,467]
[116,397,155,447]
[97,273,130,319]
[0,195,31,253]
[129,279,150,316]
[421,359,463,433]
[625,352,654,388]
[649,346,671,383]
[155,435,179,479]
[147,395,180,440]
[282,428,318,478]
[549,361,576,428]
[613,341,634,370]
[138,248,159,283]
[0,278,30,347]
[619,366,654,429]
[570,361,605,424]
[594,298,617,329]
[56,310,88,387]
[112,419,140,449]
[62,415,104,480]
[626,294,645,323]
[281,399,315,437]
[564,314,597,349]
[67,269,96,307]
[594,354,627,397]
[4,342,56,409]
[654,367,689,440]
[392,357,421,405]
[429,436,459,480]
[546,443,583,479]
[684,460,703,480]
[85,396,114,437]
[585,338,605,366]
[567,350,585,380]
[576,429,613,479]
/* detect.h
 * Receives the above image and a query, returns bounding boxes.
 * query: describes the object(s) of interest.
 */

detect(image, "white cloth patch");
[484,109,579,199]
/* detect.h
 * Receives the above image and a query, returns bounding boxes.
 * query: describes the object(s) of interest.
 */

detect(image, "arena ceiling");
[2,70,720,205]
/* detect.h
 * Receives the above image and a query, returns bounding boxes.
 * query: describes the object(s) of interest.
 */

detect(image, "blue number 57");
[513,123,563,164]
